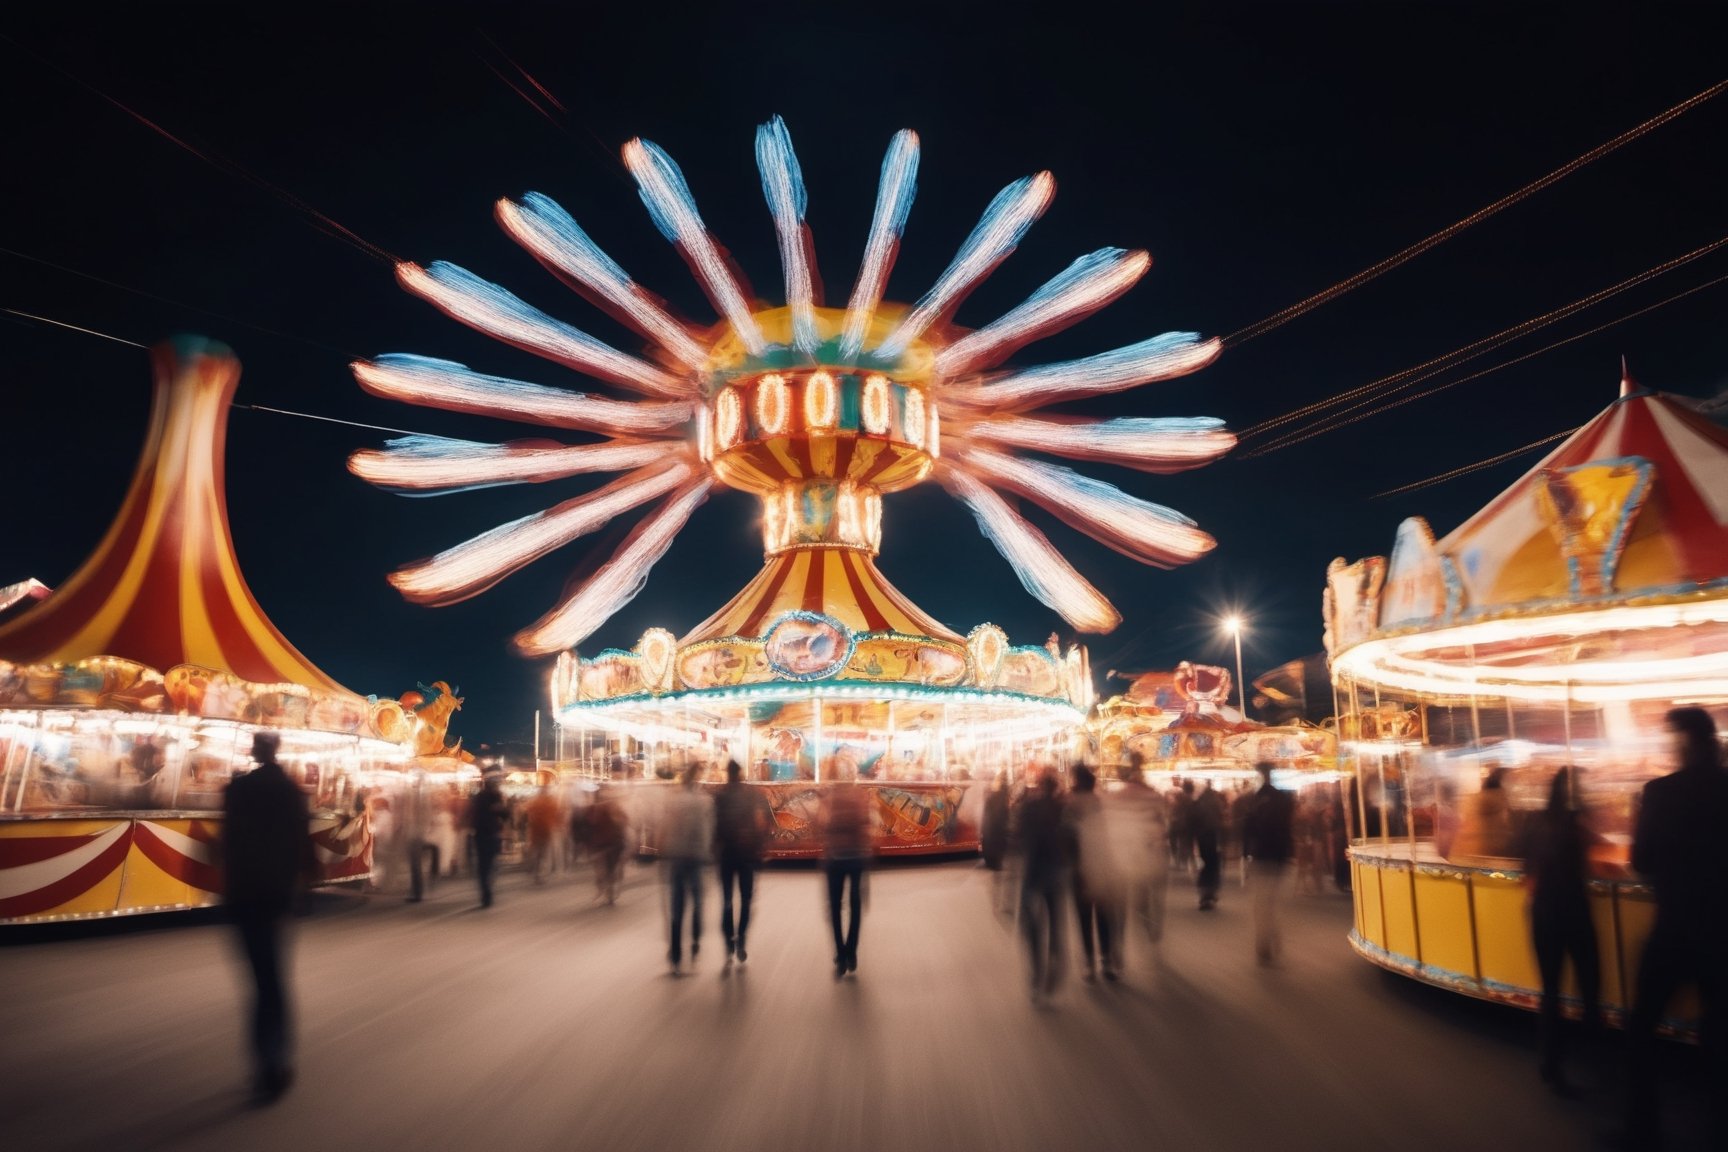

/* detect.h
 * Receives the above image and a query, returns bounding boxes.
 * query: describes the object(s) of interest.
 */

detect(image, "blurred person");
[588,785,629,904]
[221,730,312,1104]
[713,759,771,965]
[821,767,874,978]
[1241,762,1296,964]
[1518,766,1602,1096]
[525,783,562,884]
[662,765,714,974]
[402,773,434,903]
[1624,707,1728,1146]
[1170,779,1195,872]
[1066,765,1123,982]
[981,771,1010,871]
[1018,768,1069,1002]
[1450,766,1516,860]
[1192,778,1227,910]
[468,771,508,908]
[1110,753,1170,961]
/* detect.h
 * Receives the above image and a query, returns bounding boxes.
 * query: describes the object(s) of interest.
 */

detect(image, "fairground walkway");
[4,859,1711,1151]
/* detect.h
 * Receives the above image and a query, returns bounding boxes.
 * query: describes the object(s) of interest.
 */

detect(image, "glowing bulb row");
[705,370,940,456]
[761,481,884,553]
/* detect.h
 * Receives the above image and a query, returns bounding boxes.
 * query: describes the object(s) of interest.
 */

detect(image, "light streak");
[756,373,789,434]
[1226,77,1728,347]
[839,130,919,360]
[874,172,1056,359]
[756,116,820,355]
[388,457,696,605]
[954,445,1215,568]
[937,466,1121,632]
[903,388,927,449]
[944,332,1221,411]
[352,354,694,435]
[396,262,689,398]
[623,138,766,356]
[497,194,707,370]
[1370,430,1580,500]
[935,248,1150,377]
[514,479,713,654]
[959,415,1235,474]
[348,436,666,496]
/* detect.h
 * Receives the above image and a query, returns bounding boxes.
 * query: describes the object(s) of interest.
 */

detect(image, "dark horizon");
[5,6,1727,744]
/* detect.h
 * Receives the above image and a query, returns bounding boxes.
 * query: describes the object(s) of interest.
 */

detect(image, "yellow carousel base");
[1348,841,1699,1040]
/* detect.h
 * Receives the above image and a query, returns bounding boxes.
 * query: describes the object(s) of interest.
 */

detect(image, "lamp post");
[1223,615,1247,720]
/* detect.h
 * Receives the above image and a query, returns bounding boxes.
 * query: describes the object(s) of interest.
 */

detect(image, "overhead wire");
[1238,234,1728,455]
[1223,77,1728,348]
[1370,428,1579,500]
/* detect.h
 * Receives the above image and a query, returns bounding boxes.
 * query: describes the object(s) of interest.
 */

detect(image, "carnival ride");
[1325,367,1728,1032]
[0,339,425,923]
[350,117,1235,855]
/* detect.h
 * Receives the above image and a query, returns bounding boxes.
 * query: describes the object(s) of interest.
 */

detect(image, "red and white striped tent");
[0,338,355,695]
[1439,371,1728,613]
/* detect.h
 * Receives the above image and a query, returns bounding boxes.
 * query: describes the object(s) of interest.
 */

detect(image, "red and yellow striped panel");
[0,339,351,693]
[681,547,960,644]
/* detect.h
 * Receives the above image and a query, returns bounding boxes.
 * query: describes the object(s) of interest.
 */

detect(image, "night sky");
[5,6,1726,746]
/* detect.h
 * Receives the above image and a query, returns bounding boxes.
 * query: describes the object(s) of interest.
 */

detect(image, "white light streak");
[388,457,697,605]
[349,436,666,495]
[396,262,689,397]
[515,479,714,654]
[755,116,820,355]
[935,248,1150,377]
[945,332,1221,411]
[875,172,1056,360]
[496,193,708,371]
[623,138,766,356]
[352,355,694,435]
[839,130,919,360]
[954,445,1215,568]
[937,466,1121,632]
[959,415,1235,473]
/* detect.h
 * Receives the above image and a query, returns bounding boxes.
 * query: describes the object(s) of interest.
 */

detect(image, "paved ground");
[2,858,1712,1152]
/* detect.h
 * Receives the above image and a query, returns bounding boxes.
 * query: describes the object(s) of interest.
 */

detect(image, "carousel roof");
[681,547,958,645]
[0,338,352,693]
[1439,372,1728,612]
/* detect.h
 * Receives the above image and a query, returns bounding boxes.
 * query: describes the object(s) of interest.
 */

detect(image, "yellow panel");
[1614,891,1701,1025]
[1355,860,1386,949]
[1590,889,1626,1012]
[1472,873,1540,993]
[1413,872,1477,980]
[116,843,200,914]
[1381,866,1419,962]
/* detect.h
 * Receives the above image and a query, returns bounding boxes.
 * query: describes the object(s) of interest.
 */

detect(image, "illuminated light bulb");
[805,370,838,429]
[715,388,743,450]
[904,388,927,449]
[927,402,941,458]
[862,374,892,434]
[757,373,789,435]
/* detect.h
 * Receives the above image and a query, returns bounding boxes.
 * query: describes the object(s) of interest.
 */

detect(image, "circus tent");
[0,338,379,731]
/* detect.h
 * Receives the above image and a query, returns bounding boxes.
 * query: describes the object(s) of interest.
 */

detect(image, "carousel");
[1326,367,1728,1032]
[350,118,1236,856]
[0,339,423,924]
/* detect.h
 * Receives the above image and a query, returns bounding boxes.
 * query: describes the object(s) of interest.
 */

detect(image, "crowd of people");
[218,712,1726,1149]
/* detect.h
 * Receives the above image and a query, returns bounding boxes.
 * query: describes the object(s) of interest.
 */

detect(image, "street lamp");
[1222,615,1247,720]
